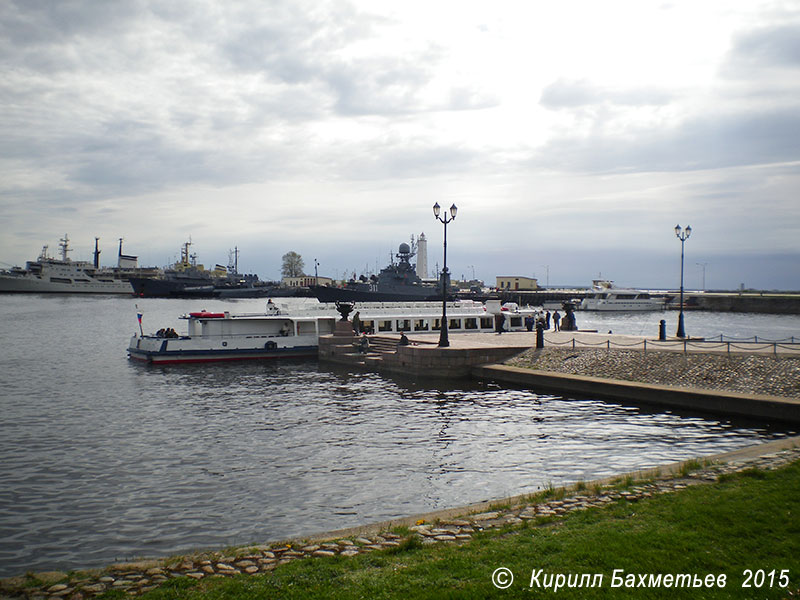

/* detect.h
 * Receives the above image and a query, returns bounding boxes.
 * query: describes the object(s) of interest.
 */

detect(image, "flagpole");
[136,304,144,337]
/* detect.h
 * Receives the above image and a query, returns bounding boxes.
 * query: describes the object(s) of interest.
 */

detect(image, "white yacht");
[128,300,535,364]
[579,280,666,311]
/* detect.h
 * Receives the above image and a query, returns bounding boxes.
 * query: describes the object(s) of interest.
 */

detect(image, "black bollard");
[659,319,666,341]
[536,322,544,349]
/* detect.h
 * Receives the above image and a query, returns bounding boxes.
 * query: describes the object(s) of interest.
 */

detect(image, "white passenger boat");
[579,280,666,311]
[127,300,534,364]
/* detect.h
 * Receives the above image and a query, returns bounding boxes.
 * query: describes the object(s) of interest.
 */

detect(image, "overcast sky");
[1,0,798,289]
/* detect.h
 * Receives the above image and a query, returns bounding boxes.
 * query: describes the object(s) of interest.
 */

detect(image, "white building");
[416,232,428,279]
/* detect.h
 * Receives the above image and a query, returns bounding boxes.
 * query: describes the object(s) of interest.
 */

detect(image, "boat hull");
[579,301,665,311]
[128,346,318,364]
[128,336,318,364]
[0,274,132,294]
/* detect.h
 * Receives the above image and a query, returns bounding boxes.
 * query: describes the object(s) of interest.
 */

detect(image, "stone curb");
[3,437,798,600]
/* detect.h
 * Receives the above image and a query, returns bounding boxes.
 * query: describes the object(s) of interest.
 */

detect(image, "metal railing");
[543,335,800,355]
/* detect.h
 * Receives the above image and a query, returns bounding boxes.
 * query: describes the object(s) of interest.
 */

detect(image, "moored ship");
[579,280,666,311]
[128,299,534,364]
[0,235,154,294]
[128,242,284,298]
[310,240,444,302]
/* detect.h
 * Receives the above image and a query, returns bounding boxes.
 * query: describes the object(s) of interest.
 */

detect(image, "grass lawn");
[105,461,799,599]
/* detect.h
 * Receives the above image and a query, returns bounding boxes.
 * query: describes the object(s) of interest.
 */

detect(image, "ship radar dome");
[398,242,411,254]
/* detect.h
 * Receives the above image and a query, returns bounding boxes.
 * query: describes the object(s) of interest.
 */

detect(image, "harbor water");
[0,295,798,577]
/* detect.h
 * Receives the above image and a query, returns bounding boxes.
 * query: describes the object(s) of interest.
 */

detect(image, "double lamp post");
[674,224,691,339]
[433,202,457,347]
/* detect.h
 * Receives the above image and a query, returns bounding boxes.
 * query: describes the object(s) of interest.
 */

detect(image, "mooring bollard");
[659,319,666,341]
[536,322,544,349]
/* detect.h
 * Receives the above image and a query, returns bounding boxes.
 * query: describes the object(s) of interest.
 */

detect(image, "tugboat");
[310,240,445,302]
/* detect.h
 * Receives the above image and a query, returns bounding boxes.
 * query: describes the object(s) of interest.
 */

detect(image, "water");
[0,295,798,577]
[564,309,800,341]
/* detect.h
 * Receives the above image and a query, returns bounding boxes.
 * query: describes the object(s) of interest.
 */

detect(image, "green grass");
[112,461,800,599]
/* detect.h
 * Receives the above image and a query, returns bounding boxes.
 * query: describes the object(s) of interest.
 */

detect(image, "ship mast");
[59,234,71,262]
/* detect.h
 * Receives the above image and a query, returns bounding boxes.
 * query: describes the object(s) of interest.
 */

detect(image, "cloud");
[1,1,799,289]
[534,107,800,173]
[540,79,673,109]
[724,23,800,73]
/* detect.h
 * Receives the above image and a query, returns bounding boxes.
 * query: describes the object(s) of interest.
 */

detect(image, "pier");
[319,328,800,424]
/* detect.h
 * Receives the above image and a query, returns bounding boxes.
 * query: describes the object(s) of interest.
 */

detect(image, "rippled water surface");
[0,295,797,576]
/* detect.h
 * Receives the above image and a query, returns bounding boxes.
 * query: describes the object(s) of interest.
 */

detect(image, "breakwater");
[480,290,800,315]
[689,293,800,314]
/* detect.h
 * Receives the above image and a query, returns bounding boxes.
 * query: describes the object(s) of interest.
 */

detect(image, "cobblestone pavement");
[505,347,800,398]
[3,445,798,600]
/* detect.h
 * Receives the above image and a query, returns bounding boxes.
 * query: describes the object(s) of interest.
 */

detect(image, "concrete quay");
[319,328,800,423]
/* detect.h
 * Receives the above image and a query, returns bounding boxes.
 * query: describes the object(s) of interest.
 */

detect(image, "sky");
[1,0,799,290]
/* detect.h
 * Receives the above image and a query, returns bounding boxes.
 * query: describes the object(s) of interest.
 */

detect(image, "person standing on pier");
[553,310,561,332]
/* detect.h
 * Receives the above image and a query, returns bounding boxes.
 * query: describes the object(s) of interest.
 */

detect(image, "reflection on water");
[0,295,796,577]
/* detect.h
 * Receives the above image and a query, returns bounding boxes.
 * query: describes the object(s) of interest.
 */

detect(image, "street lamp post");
[674,224,692,338]
[433,202,458,347]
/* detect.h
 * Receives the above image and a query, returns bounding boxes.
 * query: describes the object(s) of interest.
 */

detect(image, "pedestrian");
[545,311,551,329]
[352,311,361,335]
[496,312,505,334]
[553,310,561,332]
[358,334,370,353]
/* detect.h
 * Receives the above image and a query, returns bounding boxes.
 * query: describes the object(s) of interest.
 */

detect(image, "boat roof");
[181,299,527,322]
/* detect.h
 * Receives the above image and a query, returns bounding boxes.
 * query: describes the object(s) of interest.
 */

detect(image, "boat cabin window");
[360,320,374,334]
[413,319,428,331]
[464,318,478,330]
[480,317,493,329]
[449,318,461,329]
[432,318,441,331]
[378,320,392,332]
[616,294,636,300]
[396,319,411,331]
[318,319,335,335]
[51,278,72,284]
[509,316,522,327]
[296,321,317,335]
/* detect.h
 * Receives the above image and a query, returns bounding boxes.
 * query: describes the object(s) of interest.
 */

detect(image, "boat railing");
[144,331,304,339]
